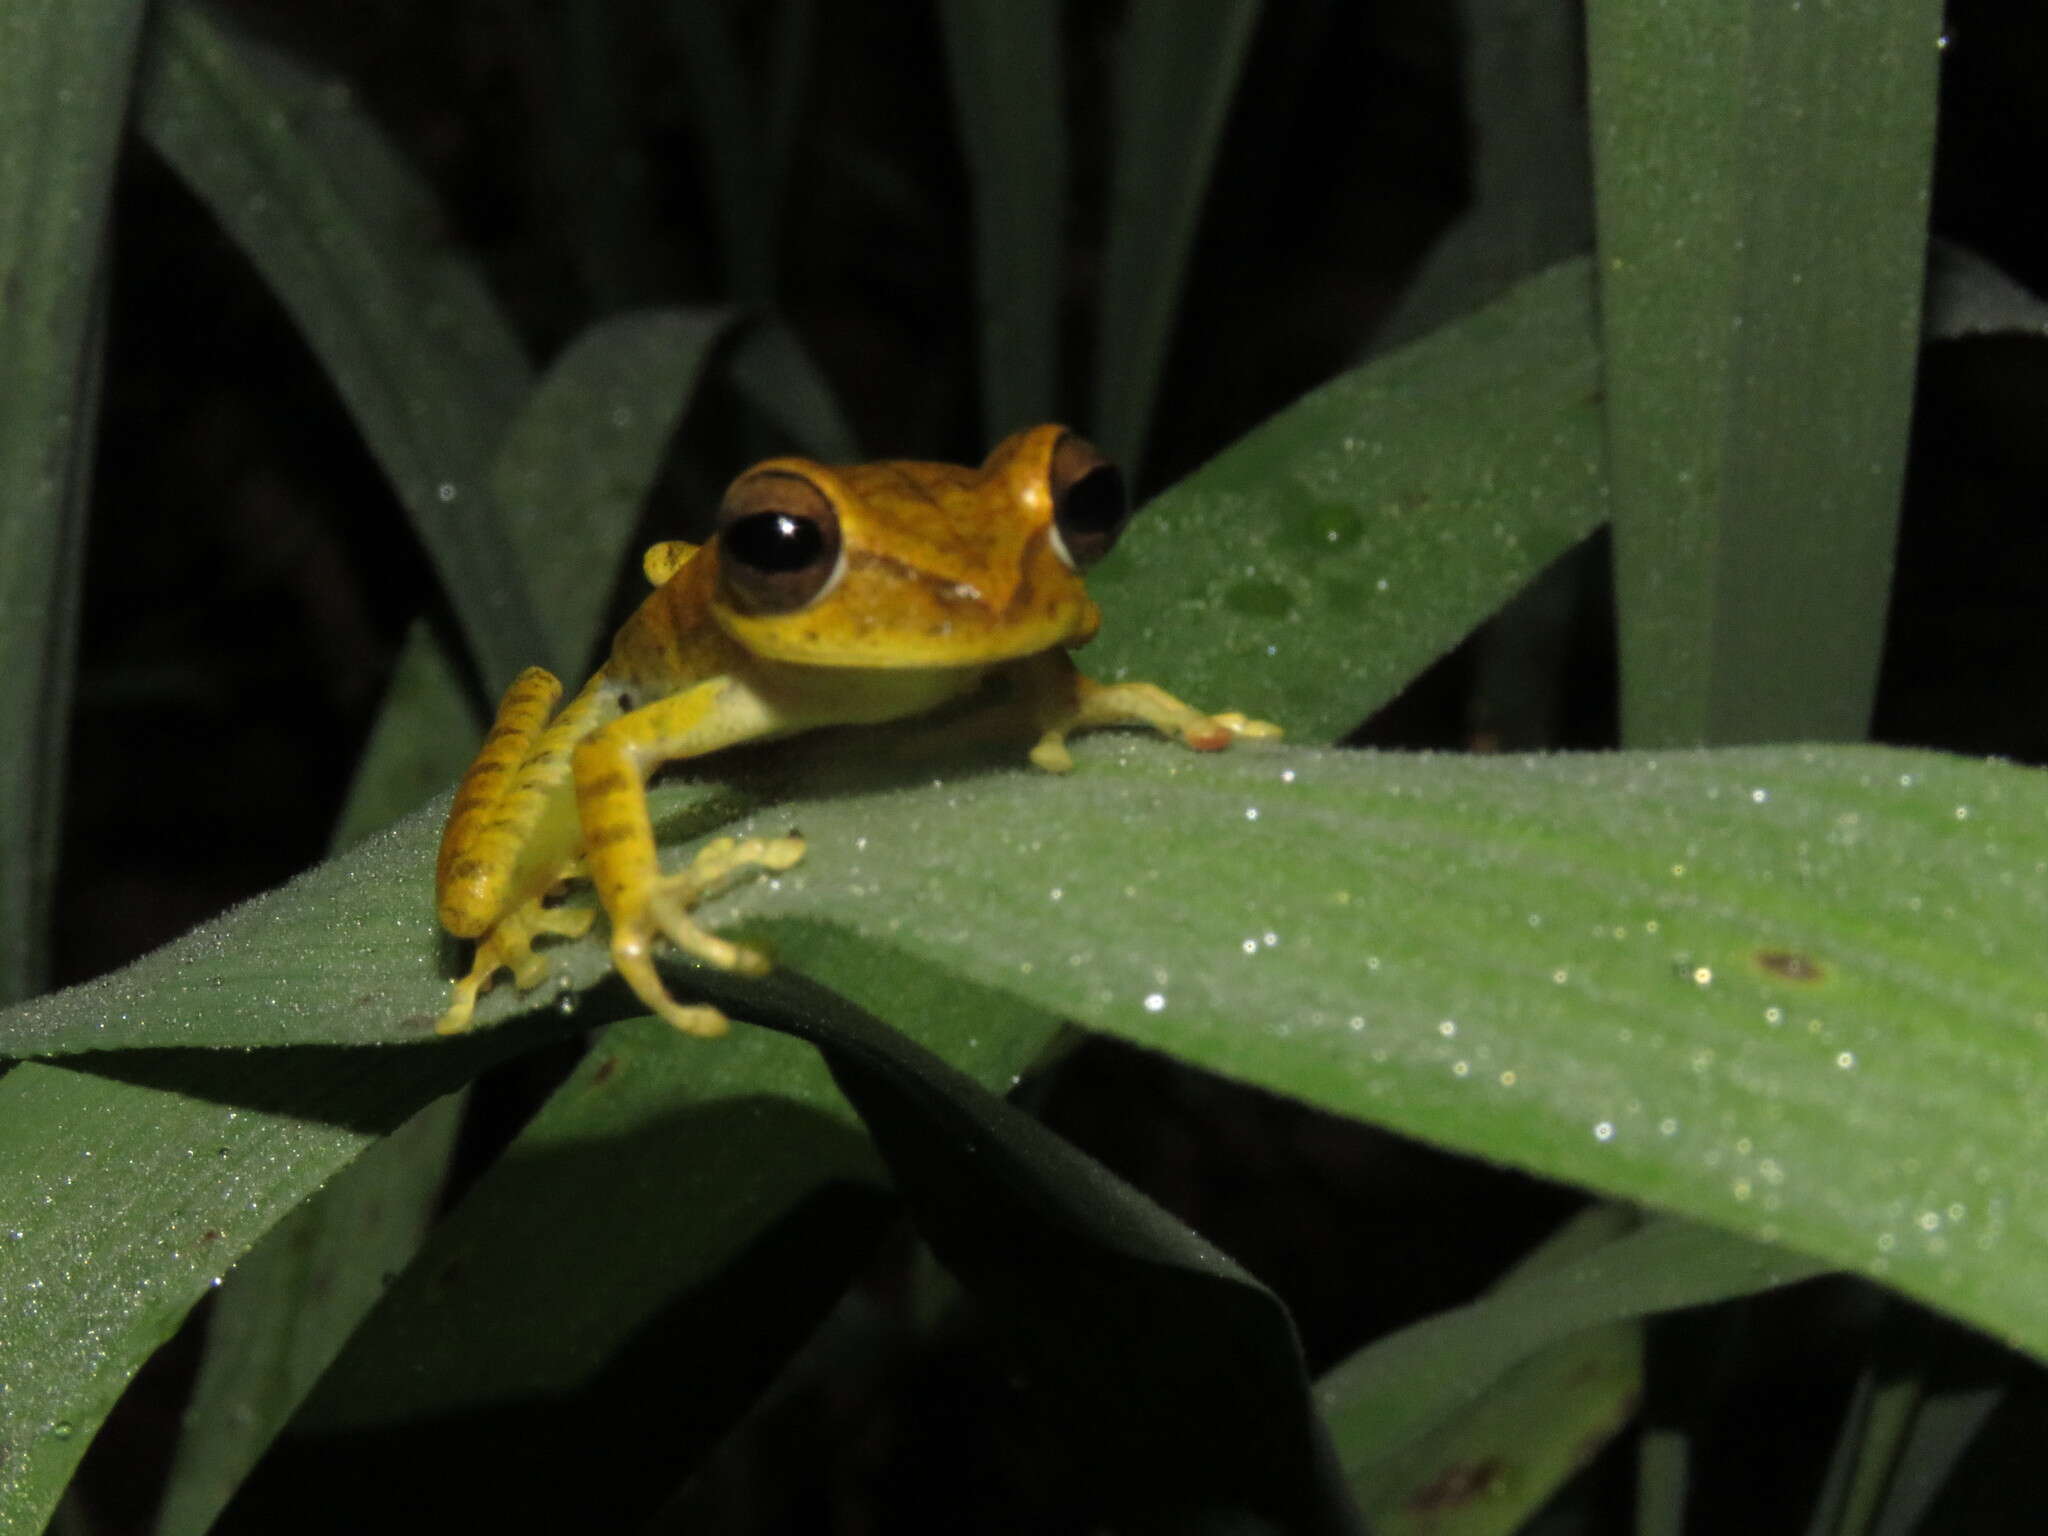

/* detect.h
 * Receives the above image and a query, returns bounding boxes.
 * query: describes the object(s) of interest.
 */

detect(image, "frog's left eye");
[716,471,845,613]
[1046,434,1129,570]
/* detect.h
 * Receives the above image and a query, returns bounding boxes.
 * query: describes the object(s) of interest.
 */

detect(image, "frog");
[433,423,1281,1038]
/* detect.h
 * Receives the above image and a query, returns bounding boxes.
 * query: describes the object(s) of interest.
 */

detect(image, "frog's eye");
[716,471,845,613]
[1046,434,1129,571]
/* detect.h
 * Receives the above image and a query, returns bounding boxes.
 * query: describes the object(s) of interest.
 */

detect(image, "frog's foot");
[1030,681,1283,772]
[609,834,807,1038]
[436,898,597,1036]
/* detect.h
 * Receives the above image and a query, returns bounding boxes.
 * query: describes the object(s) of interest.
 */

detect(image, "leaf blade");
[10,741,2047,1372]
[491,306,732,667]
[940,0,1067,441]
[212,1019,889,1532]
[136,1,553,689]
[0,1031,545,1530]
[149,1095,463,1536]
[1322,1212,1827,1490]
[1090,257,1608,741]
[1371,0,1592,353]
[1093,0,1261,480]
[1587,0,1942,745]
[0,0,146,1005]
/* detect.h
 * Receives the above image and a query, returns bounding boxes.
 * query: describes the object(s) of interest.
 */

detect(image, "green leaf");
[1923,238,2048,342]
[11,738,2048,1371]
[1865,1385,2002,1535]
[0,0,146,1004]
[753,977,1360,1533]
[1089,257,1608,742]
[1339,1207,1643,1534]
[1813,1366,1919,1536]
[1365,1323,1639,1535]
[1586,0,1942,746]
[1372,0,1592,352]
[0,1028,549,1532]
[206,921,1058,1529]
[209,1018,891,1532]
[1800,1306,2007,1536]
[12,270,782,1536]
[0,258,1617,1047]
[940,0,1067,441]
[1323,1209,1826,1495]
[1637,1429,1691,1536]
[1093,0,1261,480]
[329,621,479,851]
[205,969,1348,1529]
[150,309,720,1507]
[135,0,554,690]
[146,626,470,1536]
[700,742,2048,1370]
[149,1094,462,1536]
[147,291,727,1518]
[157,817,1054,1530]
[725,317,861,463]
[491,306,733,668]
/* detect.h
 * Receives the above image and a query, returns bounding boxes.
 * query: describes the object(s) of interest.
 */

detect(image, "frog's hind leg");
[439,670,619,928]
[439,667,565,935]
[436,668,618,1033]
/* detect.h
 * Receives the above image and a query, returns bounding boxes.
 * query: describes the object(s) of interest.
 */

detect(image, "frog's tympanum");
[434,424,1280,1037]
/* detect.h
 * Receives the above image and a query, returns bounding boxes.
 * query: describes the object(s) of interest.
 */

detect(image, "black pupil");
[726,511,824,571]
[1061,465,1127,535]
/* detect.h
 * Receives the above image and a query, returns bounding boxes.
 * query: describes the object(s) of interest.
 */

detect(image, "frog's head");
[707,423,1131,669]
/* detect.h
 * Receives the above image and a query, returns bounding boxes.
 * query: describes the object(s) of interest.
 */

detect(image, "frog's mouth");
[718,589,1101,669]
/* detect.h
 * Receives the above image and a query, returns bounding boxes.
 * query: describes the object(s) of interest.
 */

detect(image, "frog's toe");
[609,923,733,1038]
[723,940,775,977]
[685,834,805,885]
[1029,729,1077,773]
[435,962,494,1036]
[1187,711,1282,750]
[534,903,597,941]
[754,835,806,873]
[1213,711,1283,741]
[644,833,804,969]
[662,1001,733,1039]
[647,889,772,976]
[436,900,595,1034]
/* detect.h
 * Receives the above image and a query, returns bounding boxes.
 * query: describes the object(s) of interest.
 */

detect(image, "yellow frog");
[434,424,1279,1037]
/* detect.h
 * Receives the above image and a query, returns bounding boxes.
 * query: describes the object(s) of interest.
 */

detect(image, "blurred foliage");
[3,0,2047,1532]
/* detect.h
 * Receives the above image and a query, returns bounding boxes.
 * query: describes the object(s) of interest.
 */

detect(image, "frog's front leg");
[1007,651,1282,772]
[572,678,803,1036]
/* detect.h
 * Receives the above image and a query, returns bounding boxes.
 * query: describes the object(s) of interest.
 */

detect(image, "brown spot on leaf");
[1752,948,1827,984]
[1406,1456,1508,1513]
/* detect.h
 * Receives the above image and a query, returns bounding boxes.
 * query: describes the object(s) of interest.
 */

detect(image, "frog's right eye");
[716,471,845,614]
[1046,433,1129,571]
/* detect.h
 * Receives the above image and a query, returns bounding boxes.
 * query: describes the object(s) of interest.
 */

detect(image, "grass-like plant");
[4,2,2040,1532]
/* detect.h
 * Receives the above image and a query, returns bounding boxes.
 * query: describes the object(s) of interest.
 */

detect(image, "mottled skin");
[434,423,1279,1037]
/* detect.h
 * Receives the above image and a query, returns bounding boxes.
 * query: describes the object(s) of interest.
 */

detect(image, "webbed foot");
[607,834,807,1037]
[436,898,596,1035]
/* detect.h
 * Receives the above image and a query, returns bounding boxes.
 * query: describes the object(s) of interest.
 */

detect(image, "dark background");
[59,1,2048,1529]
